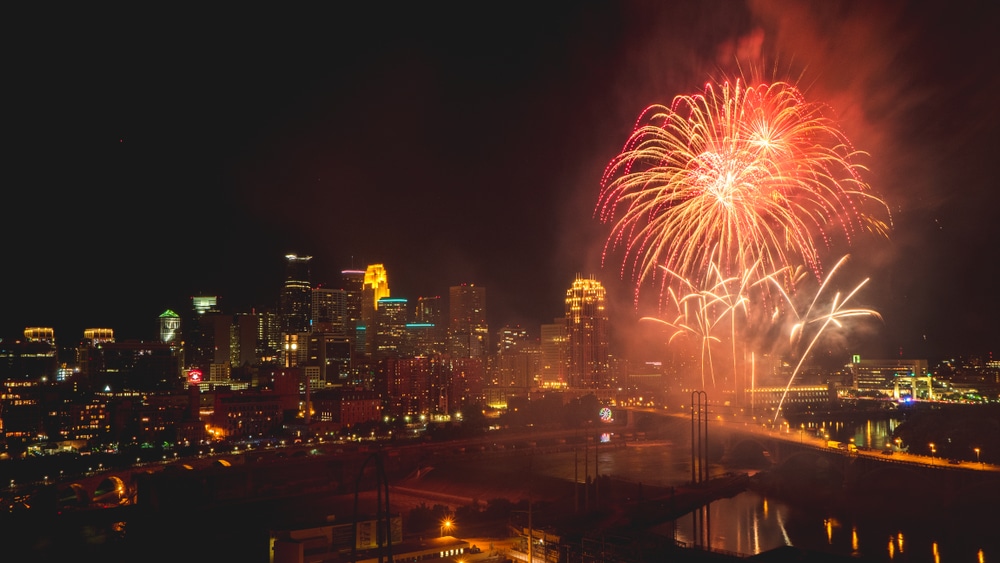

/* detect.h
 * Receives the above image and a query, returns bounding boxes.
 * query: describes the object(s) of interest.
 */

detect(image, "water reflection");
[656,489,992,562]
[802,417,902,451]
[524,420,993,563]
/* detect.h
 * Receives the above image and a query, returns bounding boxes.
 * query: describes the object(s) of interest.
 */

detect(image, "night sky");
[5,2,998,364]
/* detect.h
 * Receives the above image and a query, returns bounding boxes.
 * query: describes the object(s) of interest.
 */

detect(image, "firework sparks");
[597,78,891,305]
[640,255,768,389]
[765,254,883,423]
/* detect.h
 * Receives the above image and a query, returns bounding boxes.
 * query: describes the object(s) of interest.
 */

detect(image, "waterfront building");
[849,356,933,399]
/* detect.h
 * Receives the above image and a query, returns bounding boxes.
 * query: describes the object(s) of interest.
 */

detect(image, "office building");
[565,275,610,389]
[312,286,348,337]
[281,254,313,336]
[539,320,569,388]
[414,295,446,354]
[373,297,409,359]
[448,284,488,359]
[361,264,390,355]
[341,269,365,346]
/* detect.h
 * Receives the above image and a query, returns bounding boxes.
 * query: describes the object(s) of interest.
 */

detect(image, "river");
[514,420,996,563]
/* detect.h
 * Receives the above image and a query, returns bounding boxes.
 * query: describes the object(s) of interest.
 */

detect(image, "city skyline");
[4,3,998,364]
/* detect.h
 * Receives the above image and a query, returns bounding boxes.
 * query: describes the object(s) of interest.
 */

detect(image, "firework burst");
[596,78,891,307]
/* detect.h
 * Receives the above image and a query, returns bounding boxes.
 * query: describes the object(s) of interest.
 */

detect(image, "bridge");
[619,405,1000,515]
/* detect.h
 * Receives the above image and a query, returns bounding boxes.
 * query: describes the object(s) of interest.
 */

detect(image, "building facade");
[565,276,610,389]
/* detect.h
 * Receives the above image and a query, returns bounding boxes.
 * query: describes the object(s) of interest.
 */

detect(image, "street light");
[440,519,453,538]
[975,447,982,467]
[929,443,936,460]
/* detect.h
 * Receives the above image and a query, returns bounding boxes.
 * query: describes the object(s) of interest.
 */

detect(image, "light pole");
[929,443,936,461]
[975,447,982,467]
[440,519,452,538]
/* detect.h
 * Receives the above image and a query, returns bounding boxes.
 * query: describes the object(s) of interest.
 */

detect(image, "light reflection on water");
[525,427,992,563]
[656,490,994,563]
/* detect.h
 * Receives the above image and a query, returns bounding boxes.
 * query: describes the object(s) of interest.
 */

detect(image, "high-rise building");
[312,286,348,336]
[448,284,488,359]
[280,254,313,336]
[414,295,446,354]
[361,264,390,355]
[341,269,365,348]
[373,297,409,359]
[492,326,538,390]
[24,327,55,345]
[186,296,225,370]
[5,328,59,381]
[191,296,218,315]
[159,310,181,344]
[231,312,259,367]
[280,254,313,366]
[565,275,610,389]
[256,309,281,365]
[83,328,115,345]
[540,319,568,388]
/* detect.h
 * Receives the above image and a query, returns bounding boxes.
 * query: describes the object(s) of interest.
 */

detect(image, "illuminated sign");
[599,407,613,423]
[188,369,202,385]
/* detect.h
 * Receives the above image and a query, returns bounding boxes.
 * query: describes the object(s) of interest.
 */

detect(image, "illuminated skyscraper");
[83,328,115,345]
[185,295,224,370]
[361,264,390,355]
[24,327,55,345]
[448,284,488,359]
[21,327,58,381]
[280,254,313,336]
[159,310,181,344]
[565,275,610,389]
[191,296,218,315]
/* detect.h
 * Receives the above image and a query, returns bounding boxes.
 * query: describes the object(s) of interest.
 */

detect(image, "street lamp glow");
[975,447,981,466]
[440,519,453,537]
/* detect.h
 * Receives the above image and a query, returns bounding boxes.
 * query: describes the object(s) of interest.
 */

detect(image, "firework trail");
[596,78,891,307]
[764,254,883,424]
[640,256,767,389]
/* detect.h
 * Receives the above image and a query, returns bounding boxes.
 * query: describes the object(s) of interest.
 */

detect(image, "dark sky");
[5,2,999,364]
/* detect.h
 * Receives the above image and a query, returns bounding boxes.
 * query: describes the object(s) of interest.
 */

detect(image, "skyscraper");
[540,319,569,388]
[373,297,409,359]
[280,254,313,336]
[361,264,389,355]
[341,269,365,347]
[312,286,347,336]
[159,310,181,344]
[414,295,446,354]
[448,284,488,359]
[185,296,223,370]
[280,254,312,366]
[565,275,610,389]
